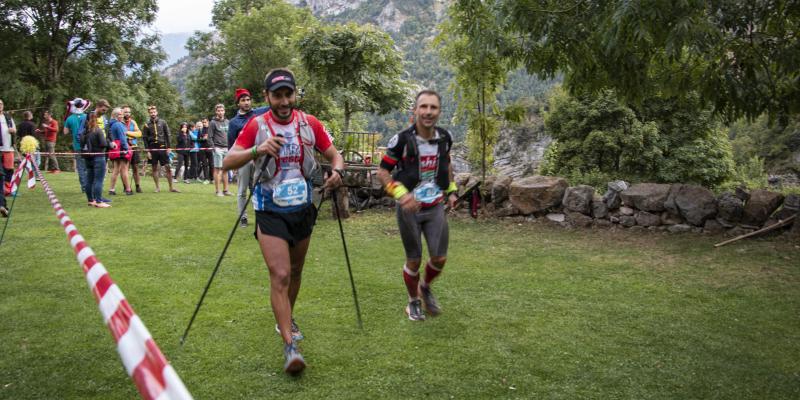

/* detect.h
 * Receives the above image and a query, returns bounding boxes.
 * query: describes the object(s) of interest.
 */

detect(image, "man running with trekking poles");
[377,89,458,322]
[223,68,344,374]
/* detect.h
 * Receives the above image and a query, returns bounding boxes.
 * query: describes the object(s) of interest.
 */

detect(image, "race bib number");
[272,178,309,207]
[413,181,442,204]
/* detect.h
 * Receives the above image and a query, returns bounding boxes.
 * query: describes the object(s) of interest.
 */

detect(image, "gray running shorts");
[396,202,449,260]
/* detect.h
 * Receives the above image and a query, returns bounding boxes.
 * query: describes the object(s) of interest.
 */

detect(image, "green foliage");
[543,87,735,188]
[495,0,800,123]
[297,23,409,132]
[0,0,165,110]
[185,1,318,118]
[436,0,515,179]
[728,115,800,174]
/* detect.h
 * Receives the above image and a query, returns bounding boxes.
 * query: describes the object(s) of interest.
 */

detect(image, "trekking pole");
[331,189,363,329]
[0,191,19,246]
[180,145,276,345]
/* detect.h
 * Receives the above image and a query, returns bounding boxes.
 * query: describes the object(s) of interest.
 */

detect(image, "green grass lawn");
[1,172,799,399]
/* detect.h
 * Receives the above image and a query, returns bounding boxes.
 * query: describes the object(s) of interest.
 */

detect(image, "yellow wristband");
[388,181,409,200]
[446,181,457,194]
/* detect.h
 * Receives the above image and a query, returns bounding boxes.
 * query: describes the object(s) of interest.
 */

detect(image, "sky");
[154,0,216,34]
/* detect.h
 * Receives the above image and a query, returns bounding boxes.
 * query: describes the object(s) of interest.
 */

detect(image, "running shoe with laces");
[283,342,306,374]
[405,299,426,321]
[419,283,442,317]
[275,318,304,341]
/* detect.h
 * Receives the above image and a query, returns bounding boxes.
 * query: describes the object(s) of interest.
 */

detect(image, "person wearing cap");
[377,89,458,322]
[63,98,91,192]
[229,88,269,227]
[223,68,344,375]
[142,105,179,193]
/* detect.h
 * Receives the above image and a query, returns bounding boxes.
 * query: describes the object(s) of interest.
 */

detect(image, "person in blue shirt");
[228,88,269,228]
[189,121,202,182]
[107,108,133,195]
[63,98,91,192]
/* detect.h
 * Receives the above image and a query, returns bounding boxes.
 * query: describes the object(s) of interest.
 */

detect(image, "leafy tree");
[185,1,318,117]
[0,0,164,109]
[436,0,514,180]
[495,0,800,123]
[543,87,734,188]
[729,115,800,174]
[297,23,409,132]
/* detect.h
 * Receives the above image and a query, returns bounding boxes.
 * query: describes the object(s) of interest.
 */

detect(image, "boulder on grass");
[566,211,593,228]
[742,189,784,227]
[509,176,568,215]
[492,175,513,207]
[717,192,744,224]
[563,185,595,215]
[667,184,717,226]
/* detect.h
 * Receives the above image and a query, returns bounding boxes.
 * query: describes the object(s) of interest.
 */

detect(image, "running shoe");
[0,206,8,218]
[419,283,442,317]
[125,190,134,196]
[136,185,143,193]
[405,299,426,321]
[240,215,248,228]
[216,192,223,197]
[223,191,233,196]
[97,197,112,203]
[108,190,116,196]
[275,318,304,341]
[283,342,306,375]
[94,202,111,208]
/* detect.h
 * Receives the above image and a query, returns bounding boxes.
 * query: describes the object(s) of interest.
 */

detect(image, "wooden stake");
[714,214,797,247]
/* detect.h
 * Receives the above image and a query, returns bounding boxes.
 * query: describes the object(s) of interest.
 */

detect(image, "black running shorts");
[149,149,169,166]
[254,205,318,247]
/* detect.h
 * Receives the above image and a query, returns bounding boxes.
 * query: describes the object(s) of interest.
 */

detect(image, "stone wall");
[456,173,799,236]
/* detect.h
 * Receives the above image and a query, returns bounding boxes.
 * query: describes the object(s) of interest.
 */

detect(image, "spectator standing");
[0,99,16,196]
[209,104,231,196]
[17,111,40,168]
[228,88,269,227]
[107,108,132,195]
[63,98,90,192]
[122,105,143,193]
[142,105,178,193]
[81,113,111,208]
[39,110,60,173]
[175,122,192,183]
[198,117,212,183]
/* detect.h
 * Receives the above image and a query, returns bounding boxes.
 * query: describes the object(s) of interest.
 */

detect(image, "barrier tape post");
[0,154,32,246]
[32,162,193,400]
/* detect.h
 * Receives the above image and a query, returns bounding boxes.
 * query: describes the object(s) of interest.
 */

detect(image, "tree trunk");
[480,86,487,182]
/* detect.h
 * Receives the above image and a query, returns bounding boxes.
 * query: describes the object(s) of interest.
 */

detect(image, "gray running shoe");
[419,283,441,317]
[240,215,248,228]
[283,342,306,374]
[405,299,426,321]
[275,318,304,341]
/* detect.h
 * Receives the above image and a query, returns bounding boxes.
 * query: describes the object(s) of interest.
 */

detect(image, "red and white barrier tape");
[9,154,35,194]
[46,147,219,156]
[33,161,193,400]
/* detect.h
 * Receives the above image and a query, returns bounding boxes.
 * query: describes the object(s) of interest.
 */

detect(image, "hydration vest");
[255,111,319,182]
[391,126,452,192]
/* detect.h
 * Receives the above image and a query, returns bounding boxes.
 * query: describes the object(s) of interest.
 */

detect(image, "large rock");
[717,192,745,224]
[772,194,800,220]
[619,215,636,227]
[566,211,593,227]
[509,176,568,214]
[668,185,718,226]
[668,224,692,233]
[635,211,661,227]
[661,212,683,225]
[492,175,513,207]
[703,219,725,235]
[742,189,784,227]
[591,194,608,219]
[480,175,496,204]
[494,201,519,217]
[602,180,628,209]
[562,185,595,215]
[620,183,672,212]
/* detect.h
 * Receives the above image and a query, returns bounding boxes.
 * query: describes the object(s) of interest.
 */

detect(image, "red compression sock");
[403,265,420,298]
